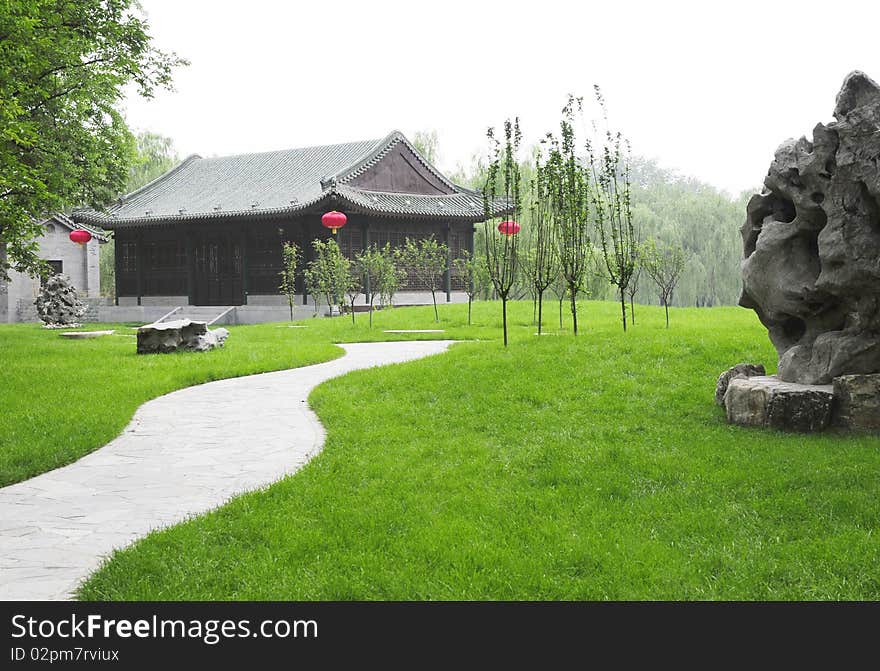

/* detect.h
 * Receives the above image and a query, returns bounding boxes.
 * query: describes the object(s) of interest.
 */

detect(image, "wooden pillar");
[135,231,143,306]
[185,230,195,305]
[362,220,371,303]
[113,234,121,306]
[443,223,452,302]
[241,224,248,305]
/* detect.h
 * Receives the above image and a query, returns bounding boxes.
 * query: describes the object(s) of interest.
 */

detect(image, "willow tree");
[544,97,591,335]
[526,162,559,334]
[588,86,639,332]
[482,119,523,347]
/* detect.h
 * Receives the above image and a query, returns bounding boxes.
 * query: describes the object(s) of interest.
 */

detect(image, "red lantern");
[497,220,521,236]
[69,229,92,245]
[321,211,347,235]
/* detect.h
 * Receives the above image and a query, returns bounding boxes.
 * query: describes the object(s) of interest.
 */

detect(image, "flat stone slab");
[60,330,115,339]
[383,329,446,333]
[725,375,834,432]
[0,340,454,600]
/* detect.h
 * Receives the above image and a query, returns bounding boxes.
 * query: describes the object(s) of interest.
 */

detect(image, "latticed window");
[120,242,138,273]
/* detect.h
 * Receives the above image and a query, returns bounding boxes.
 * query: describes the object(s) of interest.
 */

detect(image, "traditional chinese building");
[73,131,498,320]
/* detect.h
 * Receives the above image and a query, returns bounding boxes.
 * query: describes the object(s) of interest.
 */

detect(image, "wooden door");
[194,232,242,305]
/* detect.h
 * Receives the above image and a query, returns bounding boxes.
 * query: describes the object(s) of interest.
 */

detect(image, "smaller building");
[0,214,107,323]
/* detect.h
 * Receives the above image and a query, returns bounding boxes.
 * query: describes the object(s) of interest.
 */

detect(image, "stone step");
[724,375,834,432]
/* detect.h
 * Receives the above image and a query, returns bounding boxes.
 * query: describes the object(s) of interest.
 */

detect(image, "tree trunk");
[665,301,669,328]
[468,297,472,325]
[630,295,635,325]
[350,299,356,324]
[432,289,439,322]
[288,298,293,322]
[569,287,578,335]
[369,299,373,328]
[537,289,544,335]
[558,296,564,329]
[620,289,627,332]
[502,298,508,347]
[532,295,537,325]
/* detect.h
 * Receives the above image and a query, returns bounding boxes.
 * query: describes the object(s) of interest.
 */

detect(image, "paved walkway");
[0,341,454,600]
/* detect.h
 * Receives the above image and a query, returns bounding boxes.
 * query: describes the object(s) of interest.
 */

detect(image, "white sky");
[122,0,880,196]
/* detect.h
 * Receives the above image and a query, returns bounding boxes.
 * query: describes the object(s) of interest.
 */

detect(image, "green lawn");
[0,321,341,486]
[54,300,880,600]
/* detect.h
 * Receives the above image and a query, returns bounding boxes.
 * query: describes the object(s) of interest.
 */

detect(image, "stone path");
[0,341,454,600]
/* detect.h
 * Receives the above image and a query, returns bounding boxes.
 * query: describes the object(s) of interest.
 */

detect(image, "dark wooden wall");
[115,214,473,304]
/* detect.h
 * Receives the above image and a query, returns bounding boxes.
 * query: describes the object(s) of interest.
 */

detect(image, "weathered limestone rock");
[724,376,834,432]
[35,274,86,326]
[833,374,880,432]
[194,327,229,352]
[137,319,229,354]
[739,71,880,384]
[715,363,766,406]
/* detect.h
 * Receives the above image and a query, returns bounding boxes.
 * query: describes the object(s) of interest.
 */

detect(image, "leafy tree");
[641,237,688,328]
[0,0,186,279]
[376,243,405,309]
[356,243,400,327]
[544,97,591,335]
[126,131,179,192]
[278,241,299,321]
[483,118,523,347]
[304,238,349,315]
[396,237,448,322]
[452,250,485,326]
[412,130,439,164]
[589,90,638,332]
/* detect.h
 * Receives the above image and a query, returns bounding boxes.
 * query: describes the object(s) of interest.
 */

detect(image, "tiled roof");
[44,213,110,242]
[72,131,506,227]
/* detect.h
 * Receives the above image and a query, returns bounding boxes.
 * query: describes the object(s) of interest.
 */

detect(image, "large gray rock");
[35,274,86,326]
[137,319,229,354]
[832,374,880,432]
[739,71,880,384]
[715,363,766,406]
[724,375,834,432]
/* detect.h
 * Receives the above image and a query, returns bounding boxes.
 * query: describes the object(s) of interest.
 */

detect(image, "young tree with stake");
[451,250,484,326]
[278,241,299,321]
[526,161,559,335]
[588,86,639,332]
[482,119,523,348]
[304,238,350,316]
[396,237,448,322]
[641,237,688,328]
[544,97,591,335]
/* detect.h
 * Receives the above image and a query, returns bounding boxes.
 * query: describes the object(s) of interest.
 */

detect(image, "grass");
[56,300,880,600]
[0,322,341,486]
